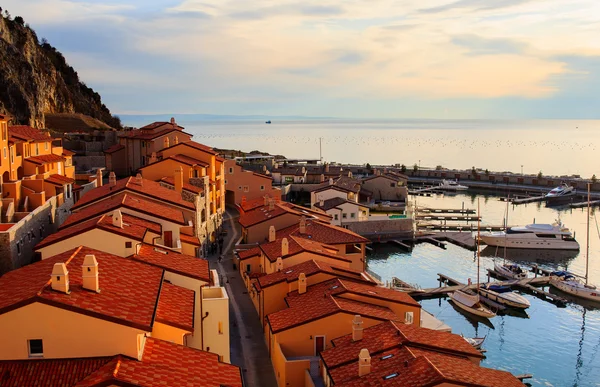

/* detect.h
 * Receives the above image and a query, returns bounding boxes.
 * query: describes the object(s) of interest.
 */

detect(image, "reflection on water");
[367,192,600,387]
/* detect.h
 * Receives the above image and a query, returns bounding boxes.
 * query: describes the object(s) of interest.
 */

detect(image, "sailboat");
[494,195,528,279]
[550,183,599,302]
[478,283,531,309]
[449,199,497,318]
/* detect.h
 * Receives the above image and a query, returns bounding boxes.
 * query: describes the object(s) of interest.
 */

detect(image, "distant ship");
[265,120,272,124]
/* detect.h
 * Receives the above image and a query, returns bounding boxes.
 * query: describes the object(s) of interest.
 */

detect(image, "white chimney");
[82,254,100,293]
[281,237,289,256]
[358,349,371,377]
[325,164,330,173]
[320,174,325,183]
[170,117,176,125]
[352,315,364,341]
[348,171,352,178]
[269,225,276,242]
[51,263,70,294]
[302,166,306,174]
[299,216,306,234]
[112,209,123,228]
[96,169,103,187]
[319,199,324,207]
[329,178,333,185]
[269,199,275,211]
[275,257,283,272]
[298,273,307,294]
[136,173,143,186]
[108,172,116,186]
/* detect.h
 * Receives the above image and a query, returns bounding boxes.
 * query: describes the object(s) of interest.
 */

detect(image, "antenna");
[477,198,481,296]
[319,137,323,163]
[586,182,590,285]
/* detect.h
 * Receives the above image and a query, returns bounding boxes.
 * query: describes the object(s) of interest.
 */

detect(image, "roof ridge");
[113,357,122,378]
[37,246,83,295]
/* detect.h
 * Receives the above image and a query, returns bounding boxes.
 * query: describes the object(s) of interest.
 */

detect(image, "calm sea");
[368,192,600,387]
[123,118,600,178]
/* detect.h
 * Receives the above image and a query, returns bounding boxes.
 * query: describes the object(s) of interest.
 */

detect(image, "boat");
[480,222,579,250]
[493,262,528,279]
[449,199,496,319]
[265,120,272,124]
[549,183,600,303]
[479,284,531,309]
[461,334,486,350]
[545,183,574,198]
[439,179,468,191]
[450,290,497,318]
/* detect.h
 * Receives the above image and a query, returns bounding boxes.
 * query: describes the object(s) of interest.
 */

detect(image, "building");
[0,246,239,385]
[310,176,371,208]
[319,320,524,387]
[361,170,408,202]
[104,117,193,175]
[314,197,370,226]
[265,279,422,387]
[224,158,279,205]
[238,197,330,244]
[271,166,307,185]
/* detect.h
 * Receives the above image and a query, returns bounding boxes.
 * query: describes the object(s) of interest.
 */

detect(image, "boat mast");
[503,193,509,265]
[586,183,590,285]
[477,198,481,295]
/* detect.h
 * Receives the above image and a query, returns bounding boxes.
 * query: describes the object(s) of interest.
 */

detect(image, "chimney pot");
[108,172,116,187]
[268,226,276,242]
[269,199,275,211]
[51,263,70,294]
[275,257,283,272]
[358,348,371,377]
[112,209,123,229]
[352,315,364,341]
[281,237,289,256]
[298,273,307,294]
[175,166,184,194]
[170,117,176,125]
[82,254,100,293]
[150,152,157,164]
[135,173,143,186]
[299,216,306,234]
[320,174,325,183]
[329,178,333,185]
[325,164,330,173]
[264,196,269,207]
[96,169,103,187]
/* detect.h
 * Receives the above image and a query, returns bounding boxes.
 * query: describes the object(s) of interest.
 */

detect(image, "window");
[246,264,251,273]
[350,213,355,218]
[141,157,146,166]
[3,147,6,159]
[238,186,242,191]
[224,180,228,184]
[218,321,224,334]
[45,142,48,150]
[334,214,339,220]
[10,147,14,163]
[17,242,21,255]
[229,167,233,174]
[260,185,265,191]
[28,339,44,357]
[35,143,39,155]
[243,186,249,192]
[125,241,132,248]
[142,141,145,148]
[342,213,347,219]
[390,182,396,187]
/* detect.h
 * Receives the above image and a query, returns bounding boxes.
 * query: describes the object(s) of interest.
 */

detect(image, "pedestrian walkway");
[212,207,278,387]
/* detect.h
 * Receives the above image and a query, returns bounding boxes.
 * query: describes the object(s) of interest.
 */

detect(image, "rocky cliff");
[0,11,121,129]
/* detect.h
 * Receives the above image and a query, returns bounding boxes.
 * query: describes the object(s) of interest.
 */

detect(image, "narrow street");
[208,207,278,387]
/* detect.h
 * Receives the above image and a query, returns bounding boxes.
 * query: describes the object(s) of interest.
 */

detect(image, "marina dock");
[418,207,476,214]
[415,214,481,222]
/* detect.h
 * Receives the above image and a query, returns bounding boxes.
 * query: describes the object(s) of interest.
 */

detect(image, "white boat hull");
[480,234,580,250]
[450,292,496,318]
[550,278,600,302]
[479,288,530,309]
[493,263,527,280]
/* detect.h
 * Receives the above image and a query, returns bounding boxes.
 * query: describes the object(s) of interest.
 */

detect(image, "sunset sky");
[3,0,600,118]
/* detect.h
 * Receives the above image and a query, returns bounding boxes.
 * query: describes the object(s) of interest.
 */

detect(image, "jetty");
[415,214,481,222]
[418,207,476,215]
[417,223,510,232]
[511,195,547,205]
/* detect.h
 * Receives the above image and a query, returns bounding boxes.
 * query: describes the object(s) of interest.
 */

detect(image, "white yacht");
[550,272,599,302]
[545,183,574,198]
[480,222,579,250]
[439,179,468,191]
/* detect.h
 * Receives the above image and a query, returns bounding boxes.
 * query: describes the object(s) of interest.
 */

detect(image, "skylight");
[381,354,393,360]
[383,373,399,380]
[368,290,377,295]
[285,270,293,274]
[331,285,339,289]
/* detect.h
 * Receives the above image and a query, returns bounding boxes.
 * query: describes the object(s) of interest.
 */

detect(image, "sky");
[2,0,600,119]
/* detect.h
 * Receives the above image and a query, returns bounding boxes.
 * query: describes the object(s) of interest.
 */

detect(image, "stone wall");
[73,156,106,172]
[344,218,413,236]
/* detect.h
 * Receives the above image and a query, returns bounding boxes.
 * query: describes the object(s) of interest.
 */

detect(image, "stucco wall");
[245,213,301,244]
[152,321,188,345]
[37,229,139,260]
[202,286,231,363]
[344,218,413,235]
[362,177,407,201]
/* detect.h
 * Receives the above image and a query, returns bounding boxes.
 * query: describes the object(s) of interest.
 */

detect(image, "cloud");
[451,34,529,55]
[420,0,538,13]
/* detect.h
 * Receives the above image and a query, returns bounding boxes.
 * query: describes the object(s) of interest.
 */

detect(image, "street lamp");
[521,165,523,175]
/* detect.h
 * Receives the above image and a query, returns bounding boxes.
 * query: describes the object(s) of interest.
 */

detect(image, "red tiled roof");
[0,357,114,387]
[315,197,369,211]
[238,201,330,228]
[337,279,420,307]
[267,279,401,333]
[78,338,242,387]
[139,121,185,131]
[8,125,52,142]
[61,192,186,229]
[252,171,273,180]
[239,195,274,212]
[104,144,125,154]
[72,176,195,211]
[36,212,161,250]
[45,173,75,186]
[155,282,194,331]
[26,153,65,165]
[168,154,210,167]
[179,232,201,246]
[0,224,15,232]
[131,244,210,282]
[160,140,218,156]
[160,177,204,194]
[237,247,261,260]
[62,148,76,156]
[120,127,191,141]
[0,246,164,330]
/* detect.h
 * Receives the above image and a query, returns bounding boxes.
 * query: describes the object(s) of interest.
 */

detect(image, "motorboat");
[493,262,528,280]
[461,334,486,350]
[450,290,496,318]
[480,222,579,250]
[265,120,272,124]
[439,179,468,191]
[479,284,531,309]
[545,183,574,198]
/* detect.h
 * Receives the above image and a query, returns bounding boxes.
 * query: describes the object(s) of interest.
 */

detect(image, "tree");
[400,164,407,173]
[435,165,443,171]
[413,164,418,172]
[485,169,490,175]
[537,171,543,179]
[592,174,597,184]
[471,166,477,175]
[14,16,24,26]
[366,163,371,170]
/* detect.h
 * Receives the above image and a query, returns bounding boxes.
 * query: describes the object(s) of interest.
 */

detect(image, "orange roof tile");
[160,177,204,194]
[239,195,274,212]
[179,232,201,246]
[0,246,164,330]
[139,121,185,131]
[104,144,125,153]
[62,148,76,156]
[131,244,210,282]
[61,193,186,229]
[155,282,194,331]
[120,127,192,140]
[26,153,65,165]
[72,176,195,211]
[337,279,420,307]
[160,140,218,155]
[45,174,75,186]
[238,201,330,228]
[36,213,161,250]
[8,125,52,142]
[168,154,210,167]
[237,247,261,260]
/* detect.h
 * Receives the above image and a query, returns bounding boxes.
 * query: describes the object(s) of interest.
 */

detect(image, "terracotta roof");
[237,247,261,260]
[36,212,161,250]
[45,173,75,186]
[179,232,201,246]
[0,224,15,232]
[8,125,52,142]
[160,140,218,156]
[0,357,114,387]
[239,195,274,212]
[256,259,374,289]
[322,321,482,371]
[104,144,125,154]
[267,279,400,333]
[61,192,186,229]
[77,338,242,387]
[312,176,362,194]
[62,149,76,156]
[160,176,204,194]
[315,197,369,211]
[139,121,185,131]
[120,127,191,141]
[287,218,368,245]
[168,154,210,167]
[26,153,65,165]
[238,201,330,228]
[131,244,210,282]
[252,171,273,180]
[362,173,406,183]
[72,176,195,211]
[155,282,195,331]
[0,246,164,330]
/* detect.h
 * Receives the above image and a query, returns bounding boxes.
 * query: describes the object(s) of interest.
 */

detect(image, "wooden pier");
[433,232,477,250]
[568,199,600,208]
[418,207,476,215]
[512,195,546,205]
[415,214,481,222]
[417,223,511,232]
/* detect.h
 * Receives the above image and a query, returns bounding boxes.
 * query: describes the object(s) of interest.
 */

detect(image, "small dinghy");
[479,284,531,309]
[461,334,486,350]
[450,290,497,318]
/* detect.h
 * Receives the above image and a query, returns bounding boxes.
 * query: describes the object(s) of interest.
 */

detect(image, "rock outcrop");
[0,12,121,129]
